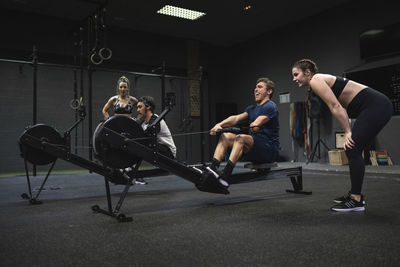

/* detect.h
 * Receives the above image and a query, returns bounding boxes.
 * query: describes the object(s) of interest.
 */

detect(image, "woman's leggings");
[345,87,393,194]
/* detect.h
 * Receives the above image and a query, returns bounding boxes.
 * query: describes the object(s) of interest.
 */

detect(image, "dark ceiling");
[1,0,350,46]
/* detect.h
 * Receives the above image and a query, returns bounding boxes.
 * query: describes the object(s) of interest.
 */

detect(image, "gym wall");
[1,1,399,174]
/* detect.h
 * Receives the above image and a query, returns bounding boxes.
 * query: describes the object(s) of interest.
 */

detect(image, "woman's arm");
[102,96,116,118]
[130,96,138,106]
[310,75,354,149]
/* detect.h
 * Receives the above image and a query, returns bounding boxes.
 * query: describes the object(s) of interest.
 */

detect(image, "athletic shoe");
[135,177,148,185]
[206,166,229,187]
[333,192,366,204]
[331,196,365,212]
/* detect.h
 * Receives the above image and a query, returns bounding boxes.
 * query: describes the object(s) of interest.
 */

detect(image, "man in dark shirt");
[207,77,280,187]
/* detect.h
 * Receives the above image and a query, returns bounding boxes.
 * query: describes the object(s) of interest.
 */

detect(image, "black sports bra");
[114,99,135,114]
[331,76,349,98]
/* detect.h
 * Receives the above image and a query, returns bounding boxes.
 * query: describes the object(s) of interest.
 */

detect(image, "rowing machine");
[18,102,311,222]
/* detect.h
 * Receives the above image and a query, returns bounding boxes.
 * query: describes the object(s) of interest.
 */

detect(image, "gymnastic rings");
[90,47,112,64]
[69,97,83,110]
[99,11,112,61]
[99,47,112,60]
[90,51,103,65]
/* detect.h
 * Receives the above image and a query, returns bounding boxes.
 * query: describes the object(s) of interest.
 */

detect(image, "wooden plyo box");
[328,149,349,165]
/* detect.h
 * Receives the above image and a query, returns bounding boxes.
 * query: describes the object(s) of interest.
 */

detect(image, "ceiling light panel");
[157,5,206,20]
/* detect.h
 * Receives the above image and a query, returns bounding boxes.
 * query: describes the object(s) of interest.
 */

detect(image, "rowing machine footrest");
[195,171,230,195]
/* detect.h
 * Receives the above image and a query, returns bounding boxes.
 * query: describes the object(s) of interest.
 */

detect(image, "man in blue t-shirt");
[206,77,280,187]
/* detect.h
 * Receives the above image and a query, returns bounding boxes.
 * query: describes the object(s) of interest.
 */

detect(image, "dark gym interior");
[0,0,399,266]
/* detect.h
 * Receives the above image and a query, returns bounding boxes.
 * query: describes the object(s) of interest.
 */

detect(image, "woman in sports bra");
[292,59,393,212]
[102,76,138,119]
[101,76,145,185]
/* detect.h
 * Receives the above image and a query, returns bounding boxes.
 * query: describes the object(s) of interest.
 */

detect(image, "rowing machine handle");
[216,127,242,134]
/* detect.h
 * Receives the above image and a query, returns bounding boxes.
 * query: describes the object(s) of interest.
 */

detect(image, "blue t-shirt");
[244,100,280,151]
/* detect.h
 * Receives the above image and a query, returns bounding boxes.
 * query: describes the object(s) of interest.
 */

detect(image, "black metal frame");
[307,117,330,164]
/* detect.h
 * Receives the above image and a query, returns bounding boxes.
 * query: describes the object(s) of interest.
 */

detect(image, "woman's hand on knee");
[344,131,355,150]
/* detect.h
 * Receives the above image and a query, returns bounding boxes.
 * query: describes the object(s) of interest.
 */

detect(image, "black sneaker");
[135,177,148,185]
[206,166,229,187]
[333,192,366,204]
[331,196,365,212]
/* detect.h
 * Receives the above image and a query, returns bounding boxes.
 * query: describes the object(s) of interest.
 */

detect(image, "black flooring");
[0,165,399,266]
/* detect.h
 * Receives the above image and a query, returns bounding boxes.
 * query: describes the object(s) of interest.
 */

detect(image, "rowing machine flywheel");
[93,116,145,169]
[19,124,65,165]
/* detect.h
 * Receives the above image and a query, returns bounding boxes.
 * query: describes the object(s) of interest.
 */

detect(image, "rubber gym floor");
[1,162,399,266]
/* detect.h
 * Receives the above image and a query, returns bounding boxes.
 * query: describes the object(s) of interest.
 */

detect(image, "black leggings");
[345,88,393,194]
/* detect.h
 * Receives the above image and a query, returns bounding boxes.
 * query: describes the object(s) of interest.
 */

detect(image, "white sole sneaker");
[333,200,366,205]
[333,199,366,205]
[331,206,365,212]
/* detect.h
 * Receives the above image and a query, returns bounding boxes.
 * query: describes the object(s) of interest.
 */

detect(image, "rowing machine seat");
[244,162,278,170]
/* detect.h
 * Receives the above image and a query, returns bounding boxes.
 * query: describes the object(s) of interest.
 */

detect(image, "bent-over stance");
[292,59,393,212]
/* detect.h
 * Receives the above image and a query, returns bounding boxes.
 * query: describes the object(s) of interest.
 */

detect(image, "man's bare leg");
[212,132,236,162]
[207,134,254,187]
[216,134,255,186]
[228,134,254,164]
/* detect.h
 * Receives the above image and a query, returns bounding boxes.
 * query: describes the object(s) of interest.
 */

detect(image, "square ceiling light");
[157,5,206,20]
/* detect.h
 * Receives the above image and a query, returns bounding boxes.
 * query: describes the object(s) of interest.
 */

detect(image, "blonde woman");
[102,76,138,119]
[101,76,147,185]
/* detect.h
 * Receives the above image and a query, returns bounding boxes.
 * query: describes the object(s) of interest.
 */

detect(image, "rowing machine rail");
[237,162,312,195]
